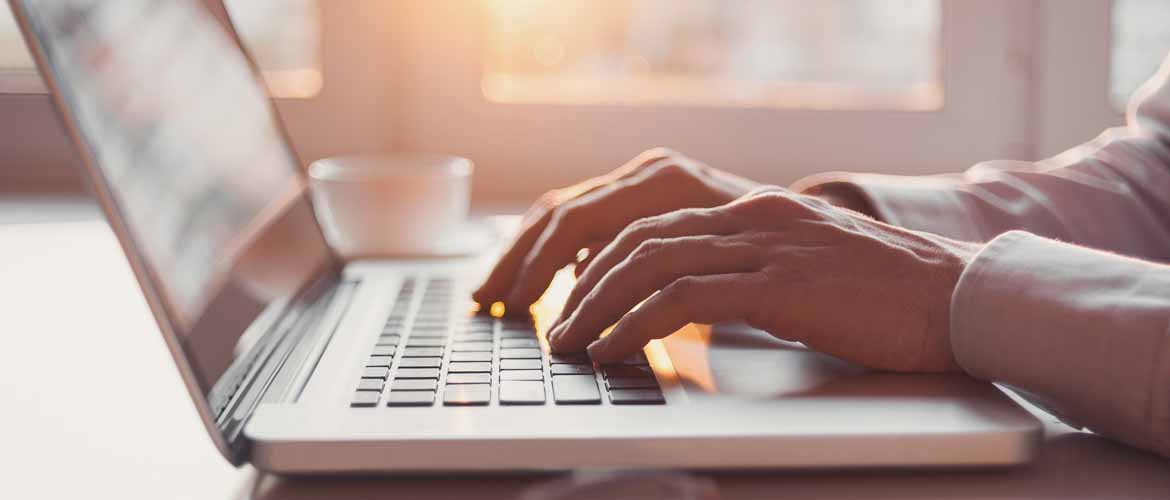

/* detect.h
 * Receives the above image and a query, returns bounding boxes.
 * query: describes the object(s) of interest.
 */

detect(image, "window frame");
[1031,0,1123,158]
[0,0,1143,206]
[387,0,1040,206]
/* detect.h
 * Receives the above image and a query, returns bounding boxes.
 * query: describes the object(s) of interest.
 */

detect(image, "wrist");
[933,237,983,372]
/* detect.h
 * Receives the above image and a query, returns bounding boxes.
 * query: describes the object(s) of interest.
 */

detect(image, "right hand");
[472,147,760,315]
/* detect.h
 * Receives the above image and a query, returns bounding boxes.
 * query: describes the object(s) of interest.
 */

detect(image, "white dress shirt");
[794,53,1170,457]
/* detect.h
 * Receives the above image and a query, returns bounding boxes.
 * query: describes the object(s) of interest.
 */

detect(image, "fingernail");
[586,338,606,359]
[547,322,566,347]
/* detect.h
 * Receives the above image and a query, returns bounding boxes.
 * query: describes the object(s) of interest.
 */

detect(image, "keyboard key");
[607,377,659,390]
[602,365,653,379]
[552,375,601,404]
[412,321,449,329]
[500,370,544,381]
[500,348,542,359]
[410,329,449,338]
[387,391,435,407]
[395,368,440,379]
[461,324,494,334]
[549,352,591,364]
[376,336,400,347]
[500,381,546,405]
[449,362,492,373]
[392,379,438,391]
[609,388,665,405]
[454,333,493,342]
[366,355,393,368]
[402,347,444,357]
[500,359,542,370]
[501,318,533,329]
[362,367,390,379]
[356,378,384,391]
[500,329,536,339]
[350,390,380,407]
[399,357,442,368]
[446,373,491,384]
[501,338,539,349]
[551,364,594,375]
[371,345,396,357]
[451,351,492,362]
[408,338,446,347]
[444,384,491,406]
[453,341,493,352]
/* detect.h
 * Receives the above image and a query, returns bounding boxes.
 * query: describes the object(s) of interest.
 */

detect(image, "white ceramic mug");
[308,154,473,258]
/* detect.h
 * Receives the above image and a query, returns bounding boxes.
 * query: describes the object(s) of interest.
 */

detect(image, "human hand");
[472,148,760,311]
[546,187,980,373]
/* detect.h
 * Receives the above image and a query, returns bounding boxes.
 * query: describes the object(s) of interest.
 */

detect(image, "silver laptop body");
[11,0,1040,473]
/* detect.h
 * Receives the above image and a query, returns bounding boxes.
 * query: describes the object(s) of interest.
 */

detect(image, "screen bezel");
[8,0,342,465]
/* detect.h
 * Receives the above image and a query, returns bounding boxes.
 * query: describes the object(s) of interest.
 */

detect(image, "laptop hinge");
[210,275,357,459]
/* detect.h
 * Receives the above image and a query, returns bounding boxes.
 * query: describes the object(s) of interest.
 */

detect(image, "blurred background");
[1,0,1168,208]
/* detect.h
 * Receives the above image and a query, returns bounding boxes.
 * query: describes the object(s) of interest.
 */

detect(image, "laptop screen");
[16,0,336,396]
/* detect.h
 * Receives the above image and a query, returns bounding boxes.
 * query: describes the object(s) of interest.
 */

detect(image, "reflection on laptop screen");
[20,0,335,397]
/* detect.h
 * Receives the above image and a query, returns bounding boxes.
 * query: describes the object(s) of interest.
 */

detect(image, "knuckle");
[621,214,662,241]
[629,238,668,264]
[664,275,702,298]
[649,160,695,181]
[735,189,810,216]
[522,190,562,223]
[642,146,680,160]
[535,189,562,210]
[629,147,681,171]
[549,201,583,229]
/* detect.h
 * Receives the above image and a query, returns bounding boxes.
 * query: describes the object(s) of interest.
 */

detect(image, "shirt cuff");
[950,230,1170,452]
[792,172,988,242]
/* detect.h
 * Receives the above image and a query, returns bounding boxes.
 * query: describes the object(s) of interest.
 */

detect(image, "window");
[1111,0,1170,109]
[0,0,322,98]
[223,0,322,98]
[0,2,37,92]
[483,0,941,110]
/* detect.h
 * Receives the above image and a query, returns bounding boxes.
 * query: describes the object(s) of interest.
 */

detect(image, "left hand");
[547,187,980,373]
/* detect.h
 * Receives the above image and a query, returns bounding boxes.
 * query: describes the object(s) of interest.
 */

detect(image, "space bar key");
[552,375,601,404]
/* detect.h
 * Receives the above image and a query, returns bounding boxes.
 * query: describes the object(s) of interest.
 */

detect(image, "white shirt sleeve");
[954,231,1170,457]
[792,52,1170,457]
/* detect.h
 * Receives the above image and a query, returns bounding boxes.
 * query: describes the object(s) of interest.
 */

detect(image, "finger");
[586,272,768,363]
[548,206,736,331]
[549,236,765,352]
[504,161,725,308]
[473,208,555,305]
[473,149,676,304]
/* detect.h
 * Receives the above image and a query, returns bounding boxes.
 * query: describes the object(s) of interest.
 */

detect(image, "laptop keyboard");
[350,277,665,408]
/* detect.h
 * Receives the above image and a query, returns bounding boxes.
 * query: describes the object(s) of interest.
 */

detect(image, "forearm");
[794,53,1170,261]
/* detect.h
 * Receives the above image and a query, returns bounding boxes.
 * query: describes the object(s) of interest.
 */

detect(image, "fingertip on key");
[546,322,565,347]
[470,284,495,304]
[586,338,608,361]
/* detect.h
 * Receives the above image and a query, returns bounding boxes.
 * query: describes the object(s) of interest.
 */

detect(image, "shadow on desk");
[242,432,1170,500]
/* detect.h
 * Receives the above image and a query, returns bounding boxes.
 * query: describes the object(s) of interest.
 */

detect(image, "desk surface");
[1,198,1168,500]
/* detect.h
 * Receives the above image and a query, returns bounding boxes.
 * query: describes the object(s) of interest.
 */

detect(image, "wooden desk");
[2,199,1167,500]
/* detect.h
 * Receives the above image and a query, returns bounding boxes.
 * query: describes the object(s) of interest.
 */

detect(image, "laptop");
[11,0,1040,473]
